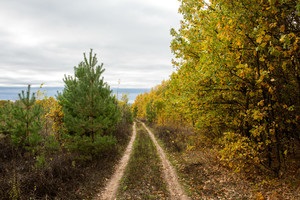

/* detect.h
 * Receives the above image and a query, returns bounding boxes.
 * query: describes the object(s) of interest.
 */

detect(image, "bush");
[66,135,117,159]
[155,125,187,152]
[0,101,14,135]
[219,132,260,173]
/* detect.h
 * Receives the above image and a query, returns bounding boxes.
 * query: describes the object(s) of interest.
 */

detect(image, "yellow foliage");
[220,132,260,172]
[252,109,265,121]
[136,0,300,174]
[255,192,265,200]
[36,97,64,137]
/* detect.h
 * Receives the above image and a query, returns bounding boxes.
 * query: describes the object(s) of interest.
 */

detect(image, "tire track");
[95,122,137,200]
[141,122,190,200]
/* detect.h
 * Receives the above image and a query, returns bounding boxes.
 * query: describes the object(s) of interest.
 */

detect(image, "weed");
[9,170,20,200]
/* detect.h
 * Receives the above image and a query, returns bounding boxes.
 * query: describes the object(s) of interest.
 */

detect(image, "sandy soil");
[95,122,137,200]
[141,122,190,200]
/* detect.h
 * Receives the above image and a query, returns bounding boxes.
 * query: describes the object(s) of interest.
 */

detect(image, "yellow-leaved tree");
[135,0,300,175]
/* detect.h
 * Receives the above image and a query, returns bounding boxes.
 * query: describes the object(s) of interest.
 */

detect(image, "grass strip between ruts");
[117,122,170,199]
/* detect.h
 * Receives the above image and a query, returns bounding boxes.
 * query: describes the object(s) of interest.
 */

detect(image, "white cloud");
[0,0,181,88]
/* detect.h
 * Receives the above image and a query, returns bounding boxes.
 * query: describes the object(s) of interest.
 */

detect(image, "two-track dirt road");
[95,121,189,200]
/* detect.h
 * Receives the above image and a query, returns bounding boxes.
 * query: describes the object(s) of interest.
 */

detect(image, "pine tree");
[10,85,43,149]
[58,49,120,142]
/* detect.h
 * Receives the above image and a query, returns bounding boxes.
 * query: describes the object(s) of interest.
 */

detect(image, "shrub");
[219,132,260,172]
[66,135,117,159]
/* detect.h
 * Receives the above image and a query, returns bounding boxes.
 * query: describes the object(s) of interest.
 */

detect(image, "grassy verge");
[117,122,169,199]
[151,124,300,199]
[150,125,255,199]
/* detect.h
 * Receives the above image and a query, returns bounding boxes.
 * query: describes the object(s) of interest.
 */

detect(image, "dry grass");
[0,124,132,199]
[152,125,300,200]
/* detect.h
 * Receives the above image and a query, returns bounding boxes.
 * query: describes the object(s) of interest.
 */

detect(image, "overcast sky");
[0,0,181,88]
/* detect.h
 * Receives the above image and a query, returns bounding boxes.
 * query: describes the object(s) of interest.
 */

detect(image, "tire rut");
[95,121,190,200]
[141,122,190,200]
[95,122,137,200]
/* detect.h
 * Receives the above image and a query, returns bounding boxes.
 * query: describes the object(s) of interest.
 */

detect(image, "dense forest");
[133,0,300,176]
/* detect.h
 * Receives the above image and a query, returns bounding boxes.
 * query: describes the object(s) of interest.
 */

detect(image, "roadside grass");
[151,124,300,199]
[117,122,169,199]
[144,124,194,197]
[149,125,255,199]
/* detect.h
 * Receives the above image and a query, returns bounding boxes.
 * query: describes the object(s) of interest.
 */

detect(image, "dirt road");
[95,122,137,200]
[96,121,189,200]
[141,122,190,200]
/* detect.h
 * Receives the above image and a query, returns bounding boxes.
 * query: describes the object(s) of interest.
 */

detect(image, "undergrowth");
[0,122,132,199]
[151,124,300,200]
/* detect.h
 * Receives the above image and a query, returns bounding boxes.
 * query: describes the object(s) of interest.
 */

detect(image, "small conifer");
[10,85,43,149]
[58,49,120,142]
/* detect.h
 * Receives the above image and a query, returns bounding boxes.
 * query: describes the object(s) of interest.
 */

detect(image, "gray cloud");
[0,0,180,88]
